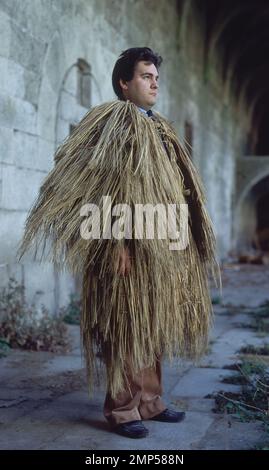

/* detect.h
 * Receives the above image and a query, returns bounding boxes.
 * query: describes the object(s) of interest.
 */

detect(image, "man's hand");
[116,246,131,276]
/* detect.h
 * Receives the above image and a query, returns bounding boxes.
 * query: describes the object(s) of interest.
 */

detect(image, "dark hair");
[112,47,163,99]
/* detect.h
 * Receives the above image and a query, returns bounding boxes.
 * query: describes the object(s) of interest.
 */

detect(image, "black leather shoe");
[150,408,185,423]
[114,420,149,438]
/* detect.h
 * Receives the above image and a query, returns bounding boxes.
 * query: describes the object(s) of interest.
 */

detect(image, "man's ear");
[119,78,128,91]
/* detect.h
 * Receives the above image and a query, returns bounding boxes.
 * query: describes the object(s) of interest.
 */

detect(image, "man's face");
[120,61,159,111]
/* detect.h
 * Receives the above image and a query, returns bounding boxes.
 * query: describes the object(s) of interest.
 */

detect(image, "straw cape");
[17,99,221,397]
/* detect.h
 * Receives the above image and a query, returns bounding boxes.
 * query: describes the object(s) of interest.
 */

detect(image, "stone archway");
[234,171,269,253]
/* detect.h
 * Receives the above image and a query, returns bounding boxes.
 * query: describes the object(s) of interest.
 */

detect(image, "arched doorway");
[234,174,269,254]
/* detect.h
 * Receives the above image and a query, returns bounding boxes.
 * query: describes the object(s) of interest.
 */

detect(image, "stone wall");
[0,0,249,314]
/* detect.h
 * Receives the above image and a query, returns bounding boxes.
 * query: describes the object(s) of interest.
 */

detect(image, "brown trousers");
[103,356,167,426]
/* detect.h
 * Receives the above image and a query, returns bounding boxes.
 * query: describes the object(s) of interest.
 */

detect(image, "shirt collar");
[137,106,148,114]
[137,106,154,118]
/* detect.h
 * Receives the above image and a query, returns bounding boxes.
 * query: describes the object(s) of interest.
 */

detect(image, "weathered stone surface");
[194,416,265,450]
[0,164,45,211]
[0,94,36,134]
[0,126,14,164]
[170,367,242,398]
[9,20,47,75]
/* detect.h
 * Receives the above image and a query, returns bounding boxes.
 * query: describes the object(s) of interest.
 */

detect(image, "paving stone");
[194,415,265,450]
[170,368,241,398]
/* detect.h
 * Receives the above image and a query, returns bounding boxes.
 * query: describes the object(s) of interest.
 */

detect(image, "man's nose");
[151,79,158,89]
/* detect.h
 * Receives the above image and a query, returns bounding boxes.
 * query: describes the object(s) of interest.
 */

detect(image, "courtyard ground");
[0,263,268,450]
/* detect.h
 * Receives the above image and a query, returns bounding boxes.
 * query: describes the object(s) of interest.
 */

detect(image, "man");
[103,48,185,438]
[17,48,220,439]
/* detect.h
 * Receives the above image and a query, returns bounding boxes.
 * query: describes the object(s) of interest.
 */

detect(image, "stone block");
[0,11,11,57]
[9,19,46,75]
[59,92,87,123]
[0,126,14,164]
[1,163,46,211]
[0,56,25,100]
[11,131,54,172]
[0,93,36,134]
[170,367,242,398]
[0,209,27,265]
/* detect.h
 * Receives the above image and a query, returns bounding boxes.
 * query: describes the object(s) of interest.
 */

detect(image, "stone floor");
[0,263,268,450]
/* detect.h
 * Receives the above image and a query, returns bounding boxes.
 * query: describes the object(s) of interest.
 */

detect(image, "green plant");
[211,296,221,305]
[209,357,269,449]
[245,301,269,320]
[0,337,10,358]
[238,343,269,356]
[0,277,69,353]
[221,374,249,385]
[60,292,82,325]
[240,359,267,376]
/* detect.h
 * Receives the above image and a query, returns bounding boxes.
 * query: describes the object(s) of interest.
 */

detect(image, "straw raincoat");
[17,99,220,397]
